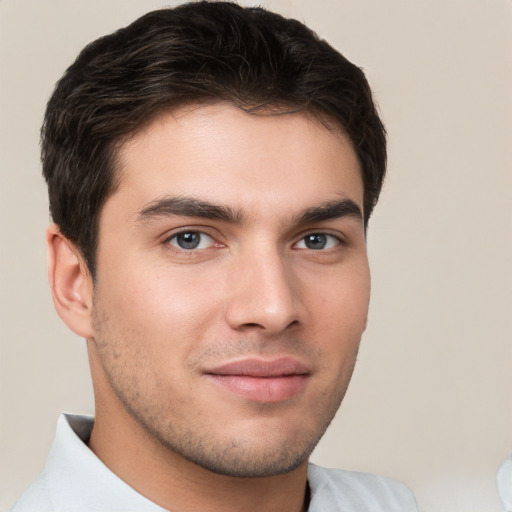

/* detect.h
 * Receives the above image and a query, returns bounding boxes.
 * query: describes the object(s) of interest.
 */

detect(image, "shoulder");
[307,463,418,512]
[9,471,54,512]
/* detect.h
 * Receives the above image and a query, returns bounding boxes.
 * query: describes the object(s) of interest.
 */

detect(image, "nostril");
[243,322,263,329]
[240,320,299,329]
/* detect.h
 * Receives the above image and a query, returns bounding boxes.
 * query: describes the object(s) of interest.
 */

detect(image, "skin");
[48,103,371,512]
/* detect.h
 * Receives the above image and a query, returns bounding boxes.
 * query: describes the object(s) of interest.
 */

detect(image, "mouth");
[204,357,311,403]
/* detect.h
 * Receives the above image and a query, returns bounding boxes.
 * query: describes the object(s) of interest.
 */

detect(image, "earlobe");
[47,224,95,339]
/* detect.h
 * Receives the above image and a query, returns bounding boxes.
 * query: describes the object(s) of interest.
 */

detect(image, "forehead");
[110,103,363,218]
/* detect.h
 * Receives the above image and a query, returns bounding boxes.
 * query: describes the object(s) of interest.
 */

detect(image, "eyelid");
[292,231,345,250]
[162,227,224,251]
[171,232,213,250]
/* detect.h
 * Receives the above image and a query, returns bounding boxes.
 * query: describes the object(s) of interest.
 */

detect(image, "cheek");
[94,262,225,355]
[305,262,370,363]
[308,261,370,325]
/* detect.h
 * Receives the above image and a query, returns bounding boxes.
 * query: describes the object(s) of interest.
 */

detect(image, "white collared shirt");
[10,414,417,512]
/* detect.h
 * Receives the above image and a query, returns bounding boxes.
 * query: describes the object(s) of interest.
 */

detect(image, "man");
[10,2,417,511]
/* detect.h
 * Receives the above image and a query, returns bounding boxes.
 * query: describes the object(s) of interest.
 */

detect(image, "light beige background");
[1,1,511,511]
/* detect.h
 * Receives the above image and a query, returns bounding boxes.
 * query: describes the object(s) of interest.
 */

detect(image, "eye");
[167,231,215,250]
[295,233,340,250]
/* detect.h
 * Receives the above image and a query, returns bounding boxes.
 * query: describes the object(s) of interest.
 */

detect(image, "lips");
[204,357,310,403]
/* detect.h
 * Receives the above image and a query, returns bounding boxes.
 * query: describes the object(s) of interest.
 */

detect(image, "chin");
[181,442,312,478]
[160,421,324,478]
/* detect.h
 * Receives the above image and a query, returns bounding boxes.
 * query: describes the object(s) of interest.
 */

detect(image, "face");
[90,103,370,477]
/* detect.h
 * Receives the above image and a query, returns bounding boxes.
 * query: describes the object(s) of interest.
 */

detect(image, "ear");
[47,224,95,339]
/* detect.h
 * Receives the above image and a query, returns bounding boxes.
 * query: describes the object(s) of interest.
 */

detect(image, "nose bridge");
[225,242,300,333]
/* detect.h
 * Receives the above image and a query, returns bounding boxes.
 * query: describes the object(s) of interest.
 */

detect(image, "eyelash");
[164,230,220,251]
[163,229,344,252]
[294,232,343,251]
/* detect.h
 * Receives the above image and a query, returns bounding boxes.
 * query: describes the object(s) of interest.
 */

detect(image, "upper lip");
[205,357,311,378]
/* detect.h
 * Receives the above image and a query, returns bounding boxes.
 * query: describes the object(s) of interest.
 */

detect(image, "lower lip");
[207,374,309,403]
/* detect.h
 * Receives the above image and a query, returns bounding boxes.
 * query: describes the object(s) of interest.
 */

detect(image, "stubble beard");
[102,364,350,479]
[116,381,349,478]
[91,307,356,479]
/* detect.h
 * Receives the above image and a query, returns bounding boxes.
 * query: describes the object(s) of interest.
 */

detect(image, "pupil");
[305,234,326,250]
[178,232,200,249]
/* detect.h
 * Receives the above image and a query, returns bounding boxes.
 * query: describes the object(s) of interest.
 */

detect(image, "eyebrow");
[293,199,363,225]
[137,196,243,223]
[136,196,362,226]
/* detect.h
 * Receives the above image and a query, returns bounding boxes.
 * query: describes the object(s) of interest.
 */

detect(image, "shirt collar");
[44,414,167,511]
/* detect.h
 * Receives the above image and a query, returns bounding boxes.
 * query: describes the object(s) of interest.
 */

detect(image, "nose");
[225,247,303,335]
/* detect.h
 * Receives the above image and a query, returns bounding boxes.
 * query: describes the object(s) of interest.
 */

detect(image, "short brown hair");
[42,1,386,276]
